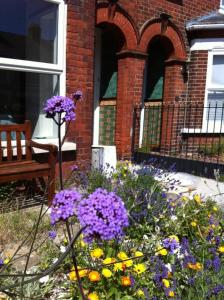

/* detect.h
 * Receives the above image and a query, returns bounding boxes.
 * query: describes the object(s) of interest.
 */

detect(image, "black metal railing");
[132,102,224,165]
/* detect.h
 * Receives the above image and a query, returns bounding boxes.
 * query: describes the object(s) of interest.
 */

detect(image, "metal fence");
[132,102,224,166]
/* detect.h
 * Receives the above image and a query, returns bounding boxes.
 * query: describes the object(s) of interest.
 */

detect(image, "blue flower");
[48,230,57,239]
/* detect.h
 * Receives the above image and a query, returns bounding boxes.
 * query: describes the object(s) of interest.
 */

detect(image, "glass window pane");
[0,70,59,138]
[211,55,224,86]
[207,92,224,121]
[0,0,58,63]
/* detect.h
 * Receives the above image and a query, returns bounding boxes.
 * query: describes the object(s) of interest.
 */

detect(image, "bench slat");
[6,131,12,161]
[0,133,2,161]
[16,131,22,160]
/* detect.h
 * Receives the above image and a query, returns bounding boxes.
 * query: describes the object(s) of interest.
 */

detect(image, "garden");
[0,95,224,299]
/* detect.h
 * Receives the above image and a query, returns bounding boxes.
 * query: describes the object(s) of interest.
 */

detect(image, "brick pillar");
[160,58,186,154]
[66,0,96,163]
[116,51,147,159]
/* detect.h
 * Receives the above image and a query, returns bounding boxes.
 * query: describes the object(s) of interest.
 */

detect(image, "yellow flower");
[191,221,197,227]
[218,246,224,253]
[125,259,133,267]
[102,268,112,278]
[117,251,128,260]
[182,196,188,201]
[194,194,201,204]
[169,235,179,242]
[213,206,218,212]
[168,290,175,297]
[162,278,170,288]
[69,267,88,281]
[88,271,101,282]
[103,257,116,265]
[156,246,168,256]
[137,289,145,297]
[90,248,104,259]
[135,251,144,257]
[134,263,146,274]
[80,240,86,247]
[121,276,131,286]
[3,258,10,264]
[187,262,202,271]
[114,262,123,272]
[88,292,99,300]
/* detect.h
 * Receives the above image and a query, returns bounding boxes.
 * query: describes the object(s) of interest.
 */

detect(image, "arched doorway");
[142,36,174,151]
[93,23,125,146]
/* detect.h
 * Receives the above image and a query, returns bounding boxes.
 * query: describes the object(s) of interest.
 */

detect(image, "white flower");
[165,263,172,272]
[39,275,49,283]
[60,246,66,253]
[171,215,177,221]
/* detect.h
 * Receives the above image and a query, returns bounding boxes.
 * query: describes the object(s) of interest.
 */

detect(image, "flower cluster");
[43,95,76,122]
[68,248,147,299]
[50,189,82,225]
[77,188,129,242]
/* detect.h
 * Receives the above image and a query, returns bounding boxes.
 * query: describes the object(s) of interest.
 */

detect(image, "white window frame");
[220,0,224,13]
[202,48,224,133]
[0,0,67,140]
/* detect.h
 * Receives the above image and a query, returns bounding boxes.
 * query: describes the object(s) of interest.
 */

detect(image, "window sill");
[181,128,224,134]
[1,139,76,157]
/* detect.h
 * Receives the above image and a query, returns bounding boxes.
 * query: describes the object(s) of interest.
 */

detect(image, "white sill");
[1,139,76,157]
[181,128,224,134]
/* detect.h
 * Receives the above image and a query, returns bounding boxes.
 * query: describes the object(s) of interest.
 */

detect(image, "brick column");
[66,0,96,163]
[116,51,147,159]
[160,58,186,154]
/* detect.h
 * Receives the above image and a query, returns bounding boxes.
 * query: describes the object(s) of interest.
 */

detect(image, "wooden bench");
[0,120,58,204]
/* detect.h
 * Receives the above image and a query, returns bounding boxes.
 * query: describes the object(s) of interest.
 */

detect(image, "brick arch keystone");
[139,20,186,59]
[96,7,138,50]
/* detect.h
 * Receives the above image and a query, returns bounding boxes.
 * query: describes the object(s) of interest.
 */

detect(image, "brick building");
[0,0,224,168]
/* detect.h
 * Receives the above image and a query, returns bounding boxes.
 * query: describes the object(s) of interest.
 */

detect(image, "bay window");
[0,0,66,139]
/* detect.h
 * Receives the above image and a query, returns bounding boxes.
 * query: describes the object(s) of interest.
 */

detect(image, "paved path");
[156,171,224,208]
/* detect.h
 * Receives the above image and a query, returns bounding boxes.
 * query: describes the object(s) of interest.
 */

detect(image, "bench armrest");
[29,140,58,153]
[28,140,58,166]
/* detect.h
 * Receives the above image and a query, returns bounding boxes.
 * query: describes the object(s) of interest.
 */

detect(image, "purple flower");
[180,237,189,254]
[50,190,82,225]
[213,255,221,272]
[43,95,75,122]
[48,230,57,239]
[71,164,78,171]
[73,90,83,101]
[162,236,179,254]
[187,277,195,286]
[0,258,3,268]
[77,188,129,243]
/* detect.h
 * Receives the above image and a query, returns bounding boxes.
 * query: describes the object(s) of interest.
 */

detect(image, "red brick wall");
[65,0,219,162]
[116,54,146,158]
[116,0,219,53]
[188,51,208,105]
[66,0,96,164]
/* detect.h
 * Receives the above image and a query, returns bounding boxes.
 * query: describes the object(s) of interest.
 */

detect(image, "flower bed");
[1,162,224,299]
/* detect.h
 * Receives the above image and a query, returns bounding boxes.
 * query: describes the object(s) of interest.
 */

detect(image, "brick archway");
[139,19,186,59]
[96,6,138,50]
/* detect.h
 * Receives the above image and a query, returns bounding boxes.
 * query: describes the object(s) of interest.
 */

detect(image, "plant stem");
[66,221,86,299]
[57,113,85,299]
[58,117,63,190]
